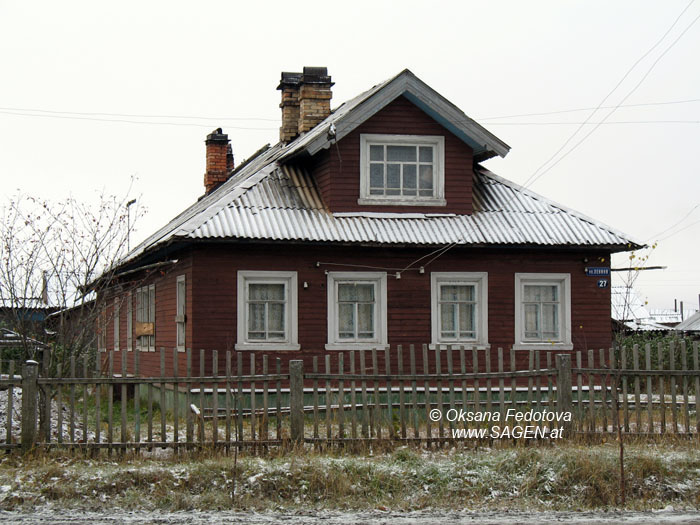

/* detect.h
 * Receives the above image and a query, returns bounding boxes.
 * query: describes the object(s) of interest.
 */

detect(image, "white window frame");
[113,298,120,351]
[135,284,155,352]
[326,272,388,351]
[97,306,106,352]
[514,273,572,351]
[236,271,299,351]
[175,274,186,352]
[430,272,488,349]
[126,291,132,351]
[358,134,446,206]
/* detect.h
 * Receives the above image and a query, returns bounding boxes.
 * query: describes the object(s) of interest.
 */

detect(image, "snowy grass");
[1,441,699,512]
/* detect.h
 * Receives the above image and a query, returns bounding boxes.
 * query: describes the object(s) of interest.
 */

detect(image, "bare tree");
[0,187,145,372]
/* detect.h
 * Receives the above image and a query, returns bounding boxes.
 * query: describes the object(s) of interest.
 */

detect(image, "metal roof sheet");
[180,164,636,249]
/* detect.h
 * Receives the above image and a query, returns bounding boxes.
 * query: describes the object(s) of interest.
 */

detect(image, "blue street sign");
[585,267,610,277]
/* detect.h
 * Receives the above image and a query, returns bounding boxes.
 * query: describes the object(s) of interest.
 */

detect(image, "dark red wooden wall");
[312,95,475,214]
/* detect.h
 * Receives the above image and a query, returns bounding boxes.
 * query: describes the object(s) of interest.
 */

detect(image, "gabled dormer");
[279,68,510,215]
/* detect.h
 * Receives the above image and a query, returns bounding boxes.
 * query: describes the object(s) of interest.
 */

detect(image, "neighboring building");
[675,311,700,334]
[99,67,640,376]
[611,286,670,332]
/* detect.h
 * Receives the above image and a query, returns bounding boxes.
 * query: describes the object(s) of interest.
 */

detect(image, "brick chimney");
[277,71,302,143]
[204,128,234,194]
[277,67,333,143]
[298,67,333,134]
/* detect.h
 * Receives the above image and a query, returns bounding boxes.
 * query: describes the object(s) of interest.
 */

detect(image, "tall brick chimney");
[298,67,333,134]
[204,128,234,194]
[277,67,333,143]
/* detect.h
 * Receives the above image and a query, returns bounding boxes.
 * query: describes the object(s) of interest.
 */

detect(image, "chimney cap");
[277,71,303,90]
[205,128,228,144]
[302,66,333,85]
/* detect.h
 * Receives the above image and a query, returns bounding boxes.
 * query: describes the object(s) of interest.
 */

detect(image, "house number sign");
[597,279,609,288]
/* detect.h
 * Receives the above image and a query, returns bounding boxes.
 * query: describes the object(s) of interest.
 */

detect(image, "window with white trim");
[514,273,572,350]
[126,291,132,351]
[236,271,299,351]
[135,284,155,352]
[175,275,186,351]
[326,272,387,350]
[359,134,445,206]
[97,306,106,352]
[113,298,120,351]
[431,272,488,347]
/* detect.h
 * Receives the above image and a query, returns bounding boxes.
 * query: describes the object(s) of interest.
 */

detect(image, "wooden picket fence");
[0,342,698,452]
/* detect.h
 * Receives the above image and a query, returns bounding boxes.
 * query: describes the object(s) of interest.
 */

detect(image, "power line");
[520,0,698,192]
[0,106,279,122]
[0,110,278,130]
[485,120,700,125]
[477,98,700,120]
[646,204,700,241]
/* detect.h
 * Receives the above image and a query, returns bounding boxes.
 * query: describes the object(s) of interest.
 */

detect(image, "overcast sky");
[1,0,698,313]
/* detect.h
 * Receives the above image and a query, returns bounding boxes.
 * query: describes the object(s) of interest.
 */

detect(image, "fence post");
[21,360,39,451]
[556,354,573,437]
[289,360,304,444]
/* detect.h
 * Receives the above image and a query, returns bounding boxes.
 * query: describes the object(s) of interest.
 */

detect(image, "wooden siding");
[103,253,194,377]
[150,243,613,376]
[311,95,475,214]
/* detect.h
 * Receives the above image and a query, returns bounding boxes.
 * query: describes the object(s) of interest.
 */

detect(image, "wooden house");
[99,67,640,376]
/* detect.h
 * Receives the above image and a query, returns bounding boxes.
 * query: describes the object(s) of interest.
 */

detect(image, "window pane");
[387,145,416,162]
[338,283,355,302]
[268,303,285,333]
[249,283,284,301]
[403,164,417,193]
[357,303,374,338]
[387,164,401,189]
[419,165,433,189]
[459,303,475,333]
[370,163,384,190]
[419,146,433,162]
[524,304,539,335]
[356,283,374,302]
[440,303,456,336]
[338,303,354,338]
[542,304,558,338]
[369,145,384,161]
[440,284,474,302]
[524,285,557,302]
[248,303,266,333]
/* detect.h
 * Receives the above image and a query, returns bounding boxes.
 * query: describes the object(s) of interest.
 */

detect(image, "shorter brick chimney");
[277,67,333,143]
[204,128,234,194]
[277,72,302,143]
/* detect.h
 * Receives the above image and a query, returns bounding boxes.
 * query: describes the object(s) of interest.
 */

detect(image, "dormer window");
[359,134,445,206]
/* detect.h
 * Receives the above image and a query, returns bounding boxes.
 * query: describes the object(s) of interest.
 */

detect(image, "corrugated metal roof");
[122,70,640,266]
[676,311,700,331]
[181,164,636,248]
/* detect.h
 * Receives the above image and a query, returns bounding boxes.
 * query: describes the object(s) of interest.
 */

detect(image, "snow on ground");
[0,387,96,444]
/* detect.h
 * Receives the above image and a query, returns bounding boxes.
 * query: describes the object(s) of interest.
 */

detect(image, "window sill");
[235,343,301,351]
[512,343,573,351]
[429,343,490,351]
[357,198,447,207]
[325,343,390,351]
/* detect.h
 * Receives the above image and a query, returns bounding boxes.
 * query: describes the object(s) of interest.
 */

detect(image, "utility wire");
[0,109,277,130]
[477,98,700,120]
[519,0,697,192]
[2,97,698,124]
[524,6,700,192]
